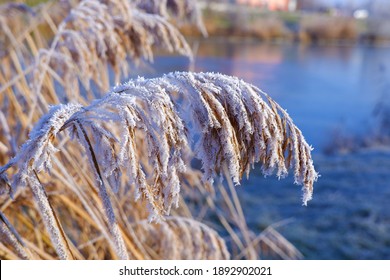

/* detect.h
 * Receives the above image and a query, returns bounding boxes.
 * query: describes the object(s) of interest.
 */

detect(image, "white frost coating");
[0,172,11,196]
[31,0,193,102]
[0,212,30,259]
[0,72,318,224]
[28,175,69,260]
[2,104,82,190]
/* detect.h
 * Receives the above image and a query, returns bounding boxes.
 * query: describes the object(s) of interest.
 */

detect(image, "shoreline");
[179,5,390,47]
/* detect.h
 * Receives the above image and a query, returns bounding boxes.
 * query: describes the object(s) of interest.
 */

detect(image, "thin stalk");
[0,211,31,259]
[76,120,129,260]
[29,171,73,259]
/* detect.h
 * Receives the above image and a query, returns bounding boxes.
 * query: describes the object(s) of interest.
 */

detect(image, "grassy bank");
[180,5,390,45]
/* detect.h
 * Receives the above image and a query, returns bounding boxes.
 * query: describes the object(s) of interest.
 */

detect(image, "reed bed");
[0,0,317,260]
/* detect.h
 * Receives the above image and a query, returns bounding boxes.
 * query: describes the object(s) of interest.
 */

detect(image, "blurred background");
[135,0,390,260]
[2,0,390,259]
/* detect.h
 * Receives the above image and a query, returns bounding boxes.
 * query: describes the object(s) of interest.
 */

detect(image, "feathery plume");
[32,0,193,100]
[1,72,318,226]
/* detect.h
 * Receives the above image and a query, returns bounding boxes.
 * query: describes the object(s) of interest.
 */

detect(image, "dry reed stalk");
[29,172,75,259]
[183,165,256,258]
[0,1,63,53]
[238,223,302,260]
[1,169,123,259]
[257,226,303,260]
[0,211,32,259]
[217,166,258,259]
[0,3,36,57]
[132,217,230,259]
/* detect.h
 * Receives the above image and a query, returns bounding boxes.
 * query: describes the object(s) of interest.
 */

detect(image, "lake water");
[134,38,390,259]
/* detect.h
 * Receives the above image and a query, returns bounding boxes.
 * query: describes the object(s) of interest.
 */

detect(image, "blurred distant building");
[236,0,297,11]
[296,0,318,10]
[296,0,390,18]
[207,0,390,17]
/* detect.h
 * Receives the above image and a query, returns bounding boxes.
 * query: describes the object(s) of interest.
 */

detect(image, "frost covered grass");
[0,0,317,260]
[0,71,318,259]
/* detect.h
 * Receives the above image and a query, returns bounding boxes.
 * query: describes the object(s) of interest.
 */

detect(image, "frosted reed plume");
[31,0,193,102]
[0,71,318,259]
[133,217,229,259]
[0,0,207,61]
[0,0,199,161]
